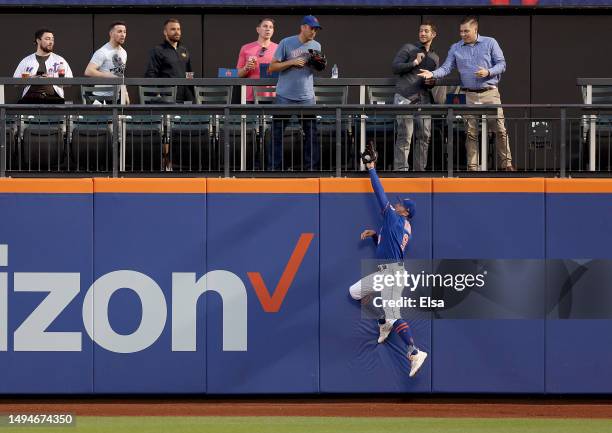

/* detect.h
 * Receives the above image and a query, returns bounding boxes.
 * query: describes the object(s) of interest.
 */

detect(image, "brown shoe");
[162,155,173,172]
[503,165,516,171]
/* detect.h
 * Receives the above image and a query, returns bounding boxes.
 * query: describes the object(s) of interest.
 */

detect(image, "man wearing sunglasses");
[236,17,278,103]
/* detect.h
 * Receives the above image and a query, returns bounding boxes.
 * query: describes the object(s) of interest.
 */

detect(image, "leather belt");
[461,87,496,93]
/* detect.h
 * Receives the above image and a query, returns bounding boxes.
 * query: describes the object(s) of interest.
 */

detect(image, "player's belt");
[377,262,404,271]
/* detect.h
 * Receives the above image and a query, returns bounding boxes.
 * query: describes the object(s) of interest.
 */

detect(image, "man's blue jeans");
[268,95,319,170]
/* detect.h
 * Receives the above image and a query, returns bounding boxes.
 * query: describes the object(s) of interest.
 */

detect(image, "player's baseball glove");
[361,141,378,165]
[307,49,327,72]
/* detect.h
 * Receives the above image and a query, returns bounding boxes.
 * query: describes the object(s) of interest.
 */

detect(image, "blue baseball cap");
[396,197,416,219]
[302,15,322,29]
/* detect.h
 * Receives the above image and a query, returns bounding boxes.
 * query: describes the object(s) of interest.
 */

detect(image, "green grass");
[5,416,612,433]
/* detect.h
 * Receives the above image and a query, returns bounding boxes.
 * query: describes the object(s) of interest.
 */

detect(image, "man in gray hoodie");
[391,21,439,171]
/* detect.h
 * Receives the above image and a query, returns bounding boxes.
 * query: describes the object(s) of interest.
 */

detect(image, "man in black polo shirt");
[145,18,194,103]
[145,18,194,171]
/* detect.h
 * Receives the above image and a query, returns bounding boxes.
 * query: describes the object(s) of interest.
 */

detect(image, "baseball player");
[348,143,428,377]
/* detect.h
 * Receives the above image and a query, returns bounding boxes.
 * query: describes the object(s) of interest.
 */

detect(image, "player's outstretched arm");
[368,163,389,212]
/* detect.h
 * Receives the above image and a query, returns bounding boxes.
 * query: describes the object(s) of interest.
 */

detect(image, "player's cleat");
[408,350,428,377]
[377,321,393,343]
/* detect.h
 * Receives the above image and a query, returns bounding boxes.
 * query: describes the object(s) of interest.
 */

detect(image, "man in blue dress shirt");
[418,16,515,171]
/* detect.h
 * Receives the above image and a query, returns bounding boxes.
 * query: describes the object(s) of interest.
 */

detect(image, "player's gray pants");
[394,93,431,171]
[349,262,405,321]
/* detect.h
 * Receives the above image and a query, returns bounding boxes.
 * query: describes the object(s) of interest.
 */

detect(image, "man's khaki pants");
[464,88,513,170]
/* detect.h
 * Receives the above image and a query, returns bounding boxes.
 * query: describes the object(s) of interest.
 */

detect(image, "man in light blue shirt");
[267,15,323,171]
[418,16,514,171]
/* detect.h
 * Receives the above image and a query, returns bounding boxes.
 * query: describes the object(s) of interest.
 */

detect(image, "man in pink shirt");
[236,18,278,103]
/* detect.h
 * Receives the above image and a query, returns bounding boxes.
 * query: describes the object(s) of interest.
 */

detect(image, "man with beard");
[391,21,439,171]
[85,21,128,103]
[144,18,193,170]
[145,18,194,103]
[14,28,73,104]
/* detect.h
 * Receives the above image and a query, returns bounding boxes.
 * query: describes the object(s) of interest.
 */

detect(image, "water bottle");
[331,64,338,79]
[58,62,65,78]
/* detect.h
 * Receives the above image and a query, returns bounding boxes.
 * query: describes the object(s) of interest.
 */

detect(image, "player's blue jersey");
[367,167,412,261]
[375,203,412,261]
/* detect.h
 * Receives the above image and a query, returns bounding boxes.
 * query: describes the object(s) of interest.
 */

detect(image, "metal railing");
[577,78,612,172]
[1,77,611,177]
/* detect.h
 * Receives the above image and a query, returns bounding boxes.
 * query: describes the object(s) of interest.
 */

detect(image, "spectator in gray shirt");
[268,15,323,171]
[391,21,439,171]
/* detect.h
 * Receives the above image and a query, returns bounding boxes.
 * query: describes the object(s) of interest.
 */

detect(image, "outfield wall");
[0,177,610,394]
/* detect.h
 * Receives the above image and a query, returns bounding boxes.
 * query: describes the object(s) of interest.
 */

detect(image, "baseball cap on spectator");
[302,15,322,29]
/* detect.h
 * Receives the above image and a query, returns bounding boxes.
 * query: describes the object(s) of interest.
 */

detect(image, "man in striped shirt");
[418,16,515,171]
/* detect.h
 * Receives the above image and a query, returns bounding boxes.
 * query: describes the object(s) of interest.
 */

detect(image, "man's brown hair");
[109,21,127,31]
[164,18,180,28]
[420,20,437,34]
[460,15,479,27]
[258,17,275,26]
